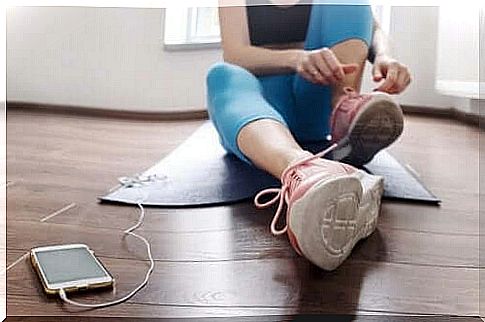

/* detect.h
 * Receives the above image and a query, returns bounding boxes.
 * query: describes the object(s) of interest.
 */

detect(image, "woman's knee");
[206,62,261,94]
[305,4,373,49]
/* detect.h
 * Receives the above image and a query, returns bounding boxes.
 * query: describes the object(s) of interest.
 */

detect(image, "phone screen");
[35,247,110,284]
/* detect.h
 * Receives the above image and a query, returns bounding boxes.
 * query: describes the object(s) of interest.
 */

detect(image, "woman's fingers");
[376,63,399,92]
[372,56,412,94]
[297,48,360,85]
[296,54,322,84]
[300,63,328,84]
[387,68,412,94]
[314,54,339,84]
[303,63,327,84]
[372,64,384,82]
[302,51,334,85]
[308,54,333,84]
[393,70,409,93]
[321,48,345,81]
[299,68,319,84]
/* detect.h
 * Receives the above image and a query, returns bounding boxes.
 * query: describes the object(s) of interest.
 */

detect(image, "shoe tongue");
[285,158,355,185]
[281,153,358,195]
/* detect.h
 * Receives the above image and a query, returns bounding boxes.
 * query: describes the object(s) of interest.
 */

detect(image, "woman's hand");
[296,48,358,85]
[372,54,411,94]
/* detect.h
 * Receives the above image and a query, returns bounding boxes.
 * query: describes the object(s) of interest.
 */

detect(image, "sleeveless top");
[246,0,311,46]
[245,1,376,62]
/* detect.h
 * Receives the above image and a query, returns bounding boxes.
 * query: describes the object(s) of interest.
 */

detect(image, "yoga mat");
[100,122,440,206]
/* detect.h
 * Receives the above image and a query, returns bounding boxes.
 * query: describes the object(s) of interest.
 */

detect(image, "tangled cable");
[59,175,155,308]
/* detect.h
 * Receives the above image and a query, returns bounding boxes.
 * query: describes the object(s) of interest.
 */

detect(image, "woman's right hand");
[296,48,359,85]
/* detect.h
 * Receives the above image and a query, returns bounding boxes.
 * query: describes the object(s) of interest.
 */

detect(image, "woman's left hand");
[372,55,411,94]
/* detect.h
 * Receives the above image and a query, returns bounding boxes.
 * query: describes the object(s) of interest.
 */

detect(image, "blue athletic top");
[246,0,311,46]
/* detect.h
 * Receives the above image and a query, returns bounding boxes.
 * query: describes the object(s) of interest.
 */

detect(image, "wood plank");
[8,136,479,195]
[379,203,478,236]
[6,250,478,316]
[6,109,481,318]
[6,219,479,267]
[5,307,481,322]
[384,147,478,193]
[5,315,482,322]
[10,294,478,322]
[7,180,480,236]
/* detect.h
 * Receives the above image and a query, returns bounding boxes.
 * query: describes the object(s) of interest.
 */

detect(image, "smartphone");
[30,244,114,295]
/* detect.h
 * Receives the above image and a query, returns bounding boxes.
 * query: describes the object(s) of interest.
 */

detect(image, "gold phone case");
[30,248,115,295]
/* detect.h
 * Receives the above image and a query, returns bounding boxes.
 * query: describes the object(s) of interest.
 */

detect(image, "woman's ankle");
[331,86,362,109]
[274,149,312,178]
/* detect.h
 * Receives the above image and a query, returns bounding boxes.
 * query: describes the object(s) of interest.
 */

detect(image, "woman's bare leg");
[237,119,307,178]
[330,39,369,108]
[236,40,369,178]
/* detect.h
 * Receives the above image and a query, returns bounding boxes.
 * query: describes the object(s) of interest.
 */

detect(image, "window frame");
[163,6,221,51]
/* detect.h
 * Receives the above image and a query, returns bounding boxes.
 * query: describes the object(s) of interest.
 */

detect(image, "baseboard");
[435,80,482,99]
[6,101,483,128]
[6,101,209,121]
[401,105,483,128]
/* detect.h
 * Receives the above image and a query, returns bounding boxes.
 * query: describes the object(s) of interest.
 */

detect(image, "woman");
[206,0,411,270]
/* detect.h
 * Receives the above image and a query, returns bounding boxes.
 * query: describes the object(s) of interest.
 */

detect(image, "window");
[163,6,220,50]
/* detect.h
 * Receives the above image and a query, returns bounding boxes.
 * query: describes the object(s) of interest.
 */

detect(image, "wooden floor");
[5,108,481,321]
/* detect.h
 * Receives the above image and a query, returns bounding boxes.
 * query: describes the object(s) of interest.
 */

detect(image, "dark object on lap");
[100,122,440,207]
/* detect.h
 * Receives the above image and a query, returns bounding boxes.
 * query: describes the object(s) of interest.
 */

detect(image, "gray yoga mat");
[100,122,440,206]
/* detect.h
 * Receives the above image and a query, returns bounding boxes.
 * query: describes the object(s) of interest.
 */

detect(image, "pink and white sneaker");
[330,87,404,166]
[255,145,384,271]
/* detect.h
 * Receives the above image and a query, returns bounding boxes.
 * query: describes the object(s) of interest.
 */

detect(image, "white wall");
[436,5,479,97]
[382,6,454,108]
[7,6,461,112]
[7,7,222,111]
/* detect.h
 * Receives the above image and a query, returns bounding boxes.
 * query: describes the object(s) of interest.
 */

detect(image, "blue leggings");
[207,4,373,163]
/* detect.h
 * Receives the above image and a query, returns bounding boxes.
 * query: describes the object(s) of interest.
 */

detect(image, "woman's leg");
[292,4,373,141]
[294,3,402,166]
[207,5,374,175]
[237,120,305,178]
[304,3,373,101]
[329,39,369,107]
[207,62,306,178]
[273,4,384,270]
[206,61,383,272]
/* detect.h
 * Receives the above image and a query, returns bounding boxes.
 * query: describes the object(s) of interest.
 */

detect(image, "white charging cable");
[59,176,155,308]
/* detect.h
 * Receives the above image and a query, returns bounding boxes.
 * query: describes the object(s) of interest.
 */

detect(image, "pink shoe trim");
[330,87,373,143]
[287,225,303,256]
[288,163,355,205]
[254,143,338,236]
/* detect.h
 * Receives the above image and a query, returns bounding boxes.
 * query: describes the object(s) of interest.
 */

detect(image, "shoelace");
[254,143,338,236]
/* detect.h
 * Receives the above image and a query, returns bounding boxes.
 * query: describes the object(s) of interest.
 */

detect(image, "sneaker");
[254,145,384,271]
[330,87,404,166]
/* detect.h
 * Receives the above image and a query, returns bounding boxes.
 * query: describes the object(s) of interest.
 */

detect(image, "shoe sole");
[354,170,384,239]
[332,93,404,166]
[288,170,383,271]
